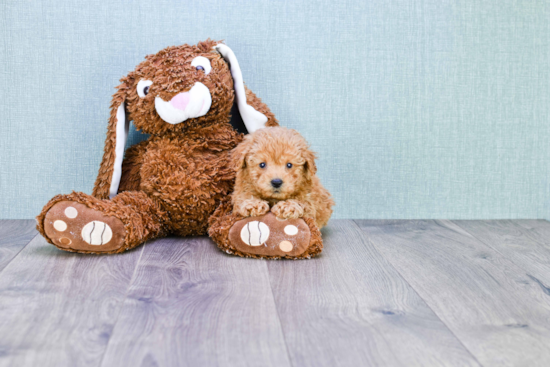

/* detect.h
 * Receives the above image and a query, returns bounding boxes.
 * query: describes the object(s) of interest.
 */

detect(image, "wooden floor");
[1,220,550,366]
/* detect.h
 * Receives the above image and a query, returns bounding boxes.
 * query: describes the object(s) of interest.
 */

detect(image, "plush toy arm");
[118,140,149,193]
[244,86,279,127]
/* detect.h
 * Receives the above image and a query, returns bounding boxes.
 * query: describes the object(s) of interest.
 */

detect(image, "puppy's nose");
[271,178,283,188]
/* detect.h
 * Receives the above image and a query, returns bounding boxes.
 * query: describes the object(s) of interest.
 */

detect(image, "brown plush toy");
[37,39,324,259]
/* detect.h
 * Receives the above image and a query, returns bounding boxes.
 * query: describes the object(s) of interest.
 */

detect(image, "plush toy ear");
[92,77,132,199]
[215,44,269,133]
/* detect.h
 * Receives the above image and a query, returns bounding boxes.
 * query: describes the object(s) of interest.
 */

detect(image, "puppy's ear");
[231,135,253,171]
[303,149,318,178]
[92,74,134,199]
[215,44,277,132]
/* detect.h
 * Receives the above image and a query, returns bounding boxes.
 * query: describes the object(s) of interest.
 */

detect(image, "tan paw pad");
[81,221,113,245]
[64,206,78,218]
[59,237,71,246]
[279,241,293,252]
[240,221,270,246]
[284,225,298,236]
[53,220,67,231]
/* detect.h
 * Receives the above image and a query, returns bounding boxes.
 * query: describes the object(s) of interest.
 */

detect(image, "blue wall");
[1,0,549,219]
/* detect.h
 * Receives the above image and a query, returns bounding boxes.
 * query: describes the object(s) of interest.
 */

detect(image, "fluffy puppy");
[231,127,334,228]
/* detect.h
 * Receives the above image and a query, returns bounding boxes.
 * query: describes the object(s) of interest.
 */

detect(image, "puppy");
[231,127,334,228]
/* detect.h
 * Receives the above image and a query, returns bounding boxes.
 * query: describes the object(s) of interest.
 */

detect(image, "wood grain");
[0,235,143,367]
[356,219,550,367]
[267,220,479,367]
[454,220,550,285]
[100,236,291,367]
[0,220,37,272]
[3,219,550,366]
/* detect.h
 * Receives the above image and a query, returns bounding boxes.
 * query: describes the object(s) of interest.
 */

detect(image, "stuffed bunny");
[36,39,323,259]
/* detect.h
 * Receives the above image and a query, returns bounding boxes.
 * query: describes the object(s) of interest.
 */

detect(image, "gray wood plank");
[0,235,143,367]
[100,236,291,367]
[453,220,550,286]
[267,220,479,367]
[356,219,550,367]
[0,220,38,272]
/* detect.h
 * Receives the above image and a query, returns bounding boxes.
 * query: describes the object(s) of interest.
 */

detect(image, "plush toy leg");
[208,200,323,259]
[37,191,168,254]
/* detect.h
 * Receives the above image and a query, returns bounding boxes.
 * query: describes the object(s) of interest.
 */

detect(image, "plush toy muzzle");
[154,82,212,124]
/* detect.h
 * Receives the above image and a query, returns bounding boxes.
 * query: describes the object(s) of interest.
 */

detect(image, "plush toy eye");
[259,162,266,168]
[286,163,293,168]
[137,80,153,98]
[191,56,212,75]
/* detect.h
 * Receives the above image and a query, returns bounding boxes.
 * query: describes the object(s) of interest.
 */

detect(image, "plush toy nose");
[271,178,283,188]
[170,92,190,111]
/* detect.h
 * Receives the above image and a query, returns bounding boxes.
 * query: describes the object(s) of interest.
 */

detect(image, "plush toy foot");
[42,201,126,253]
[209,201,323,259]
[228,212,320,259]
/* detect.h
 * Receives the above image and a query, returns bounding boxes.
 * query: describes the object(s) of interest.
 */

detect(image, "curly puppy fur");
[37,39,278,253]
[231,127,334,228]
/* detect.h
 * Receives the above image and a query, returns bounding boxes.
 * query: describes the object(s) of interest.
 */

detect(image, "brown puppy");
[232,127,334,228]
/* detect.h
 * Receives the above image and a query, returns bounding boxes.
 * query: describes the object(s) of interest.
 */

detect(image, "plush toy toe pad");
[43,201,126,253]
[229,212,311,258]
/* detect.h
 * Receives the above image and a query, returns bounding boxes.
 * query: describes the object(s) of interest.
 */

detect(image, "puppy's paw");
[236,199,270,217]
[271,200,305,220]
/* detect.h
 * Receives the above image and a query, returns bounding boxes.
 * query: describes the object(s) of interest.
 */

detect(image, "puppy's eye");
[259,162,266,168]
[137,79,153,98]
[191,56,212,75]
[286,163,293,168]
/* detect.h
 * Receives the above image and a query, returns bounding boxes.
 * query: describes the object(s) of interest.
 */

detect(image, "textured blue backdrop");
[1,0,549,219]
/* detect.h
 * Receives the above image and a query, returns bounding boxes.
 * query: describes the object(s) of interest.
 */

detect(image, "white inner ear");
[109,102,129,199]
[214,44,268,133]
